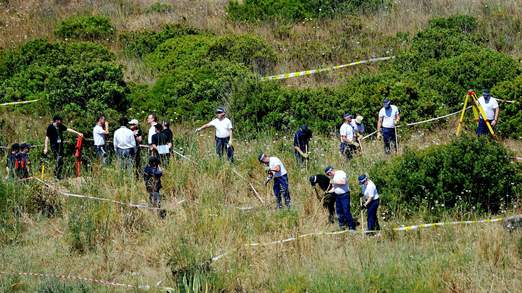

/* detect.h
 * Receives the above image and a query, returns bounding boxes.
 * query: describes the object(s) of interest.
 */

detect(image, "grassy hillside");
[1,0,521,291]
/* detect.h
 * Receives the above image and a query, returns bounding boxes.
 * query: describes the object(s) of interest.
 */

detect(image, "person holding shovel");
[258,152,291,209]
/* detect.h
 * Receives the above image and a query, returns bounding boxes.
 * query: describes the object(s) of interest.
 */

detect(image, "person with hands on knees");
[258,152,291,209]
[358,173,380,234]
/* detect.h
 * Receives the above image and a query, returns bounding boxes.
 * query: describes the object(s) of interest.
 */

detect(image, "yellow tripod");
[456,90,496,138]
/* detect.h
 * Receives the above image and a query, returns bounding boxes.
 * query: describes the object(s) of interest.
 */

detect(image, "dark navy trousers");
[367,199,380,231]
[335,192,355,230]
[273,174,291,208]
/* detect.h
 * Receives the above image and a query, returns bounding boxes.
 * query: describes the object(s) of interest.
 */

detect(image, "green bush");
[226,0,390,22]
[208,35,277,75]
[428,15,478,33]
[55,15,115,40]
[145,2,174,14]
[146,35,216,73]
[370,136,522,218]
[491,75,522,139]
[119,24,201,58]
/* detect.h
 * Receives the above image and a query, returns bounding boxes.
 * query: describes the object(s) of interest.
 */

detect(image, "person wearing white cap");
[92,115,109,165]
[377,98,400,154]
[195,107,234,161]
[339,113,358,159]
[129,119,143,178]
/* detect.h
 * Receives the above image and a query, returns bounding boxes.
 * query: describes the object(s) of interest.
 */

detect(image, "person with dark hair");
[113,117,136,174]
[147,113,158,145]
[43,115,83,179]
[195,107,234,161]
[476,88,500,137]
[144,156,163,209]
[16,143,31,179]
[151,123,170,165]
[325,166,355,231]
[293,125,312,166]
[5,143,20,179]
[129,119,143,178]
[258,152,291,209]
[309,174,335,224]
[377,98,400,154]
[93,115,109,165]
[161,120,173,147]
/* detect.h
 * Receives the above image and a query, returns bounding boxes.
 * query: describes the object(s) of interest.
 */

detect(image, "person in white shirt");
[113,117,136,173]
[358,174,380,233]
[195,107,234,161]
[476,89,499,137]
[258,153,291,209]
[377,98,400,154]
[93,115,109,164]
[325,166,355,230]
[147,113,158,145]
[339,114,358,159]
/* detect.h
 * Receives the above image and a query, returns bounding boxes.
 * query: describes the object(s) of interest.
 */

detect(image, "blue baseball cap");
[483,89,491,97]
[258,153,266,162]
[358,174,368,184]
[343,113,352,119]
[324,166,333,174]
[383,98,391,108]
[215,107,225,114]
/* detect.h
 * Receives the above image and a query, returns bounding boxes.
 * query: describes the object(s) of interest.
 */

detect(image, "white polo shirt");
[148,122,157,144]
[478,96,498,121]
[269,157,287,178]
[209,117,233,138]
[339,122,354,141]
[362,180,379,201]
[333,170,349,194]
[379,105,400,128]
[113,126,136,150]
[92,124,106,146]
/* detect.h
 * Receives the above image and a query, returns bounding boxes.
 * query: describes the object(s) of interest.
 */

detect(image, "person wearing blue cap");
[339,114,358,159]
[358,174,380,233]
[293,125,312,166]
[477,89,499,137]
[196,107,234,161]
[325,166,356,230]
[259,152,291,209]
[377,98,400,154]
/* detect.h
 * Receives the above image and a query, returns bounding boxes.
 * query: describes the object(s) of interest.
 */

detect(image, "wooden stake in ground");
[231,168,264,204]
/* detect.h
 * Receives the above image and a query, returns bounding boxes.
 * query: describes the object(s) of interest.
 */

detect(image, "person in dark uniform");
[293,125,312,166]
[309,174,335,224]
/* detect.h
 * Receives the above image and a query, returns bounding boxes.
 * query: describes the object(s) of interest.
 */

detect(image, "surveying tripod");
[456,90,496,139]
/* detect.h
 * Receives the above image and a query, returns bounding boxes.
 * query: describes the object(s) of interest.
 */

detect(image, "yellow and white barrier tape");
[394,217,504,231]
[0,271,174,291]
[261,56,394,81]
[0,99,39,106]
[33,177,184,211]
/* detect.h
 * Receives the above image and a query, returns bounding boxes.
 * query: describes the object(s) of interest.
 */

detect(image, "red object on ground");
[74,136,83,177]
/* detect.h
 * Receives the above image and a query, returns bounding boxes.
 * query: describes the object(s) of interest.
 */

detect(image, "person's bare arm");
[67,128,83,137]
[395,112,401,124]
[43,136,50,154]
[229,129,233,145]
[104,122,109,134]
[271,165,281,173]
[195,123,212,132]
[377,116,383,138]
[493,107,500,126]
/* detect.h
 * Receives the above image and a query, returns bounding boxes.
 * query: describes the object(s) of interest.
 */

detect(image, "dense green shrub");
[119,24,201,58]
[491,75,522,138]
[227,0,390,22]
[146,35,216,73]
[428,15,478,33]
[55,15,115,40]
[208,35,277,75]
[370,136,521,217]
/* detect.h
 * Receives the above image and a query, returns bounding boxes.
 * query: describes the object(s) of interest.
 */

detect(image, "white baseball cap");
[129,119,139,125]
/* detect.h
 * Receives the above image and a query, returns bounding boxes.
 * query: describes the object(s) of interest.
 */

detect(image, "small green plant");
[55,15,115,40]
[145,2,174,14]
[67,202,112,254]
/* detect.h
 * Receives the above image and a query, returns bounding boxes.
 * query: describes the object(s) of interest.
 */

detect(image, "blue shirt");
[293,129,310,152]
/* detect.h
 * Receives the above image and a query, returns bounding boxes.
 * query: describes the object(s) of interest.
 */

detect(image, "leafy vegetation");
[371,136,522,218]
[55,15,115,40]
[227,0,391,22]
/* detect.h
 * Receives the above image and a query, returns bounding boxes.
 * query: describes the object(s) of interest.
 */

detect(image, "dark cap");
[383,98,391,108]
[20,143,31,149]
[309,175,317,185]
[483,88,491,97]
[258,153,266,162]
[215,107,225,114]
[343,113,352,119]
[324,166,333,174]
[358,174,368,184]
[11,143,20,151]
